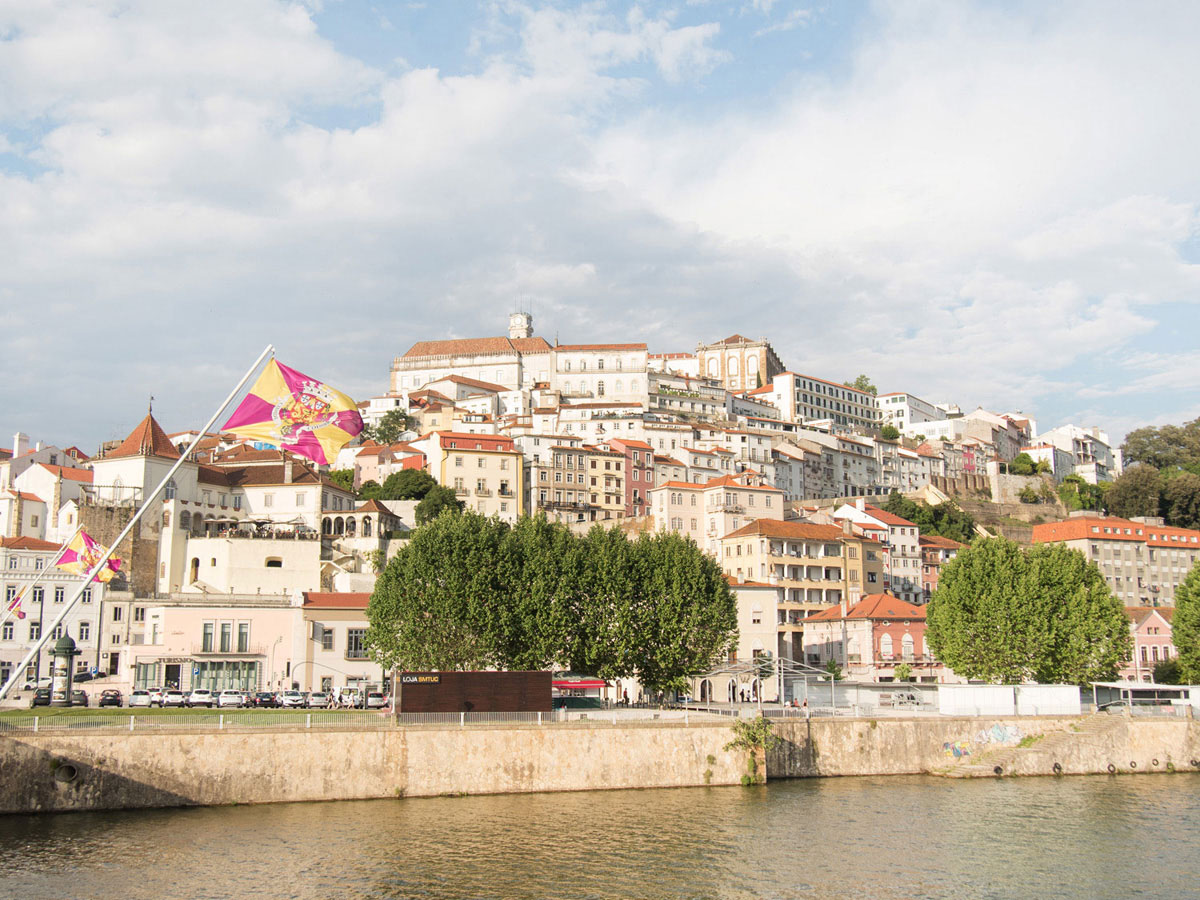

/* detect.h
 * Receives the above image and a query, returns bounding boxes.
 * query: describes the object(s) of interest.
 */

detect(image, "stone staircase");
[943,715,1125,778]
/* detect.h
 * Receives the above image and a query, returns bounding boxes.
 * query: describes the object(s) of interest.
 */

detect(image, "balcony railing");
[192,645,268,657]
[475,488,493,497]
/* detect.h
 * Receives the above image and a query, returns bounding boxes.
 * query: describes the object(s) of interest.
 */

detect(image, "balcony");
[192,644,268,657]
[454,487,469,497]
[498,488,514,497]
[475,488,493,497]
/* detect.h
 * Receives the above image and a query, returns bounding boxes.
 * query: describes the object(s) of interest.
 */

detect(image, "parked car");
[129,690,152,708]
[306,691,330,709]
[22,677,52,691]
[217,689,244,709]
[162,690,187,708]
[187,689,215,708]
[253,691,277,708]
[29,688,51,708]
[148,687,165,707]
[280,690,305,708]
[71,689,89,707]
[73,671,95,683]
[365,692,388,709]
[98,689,123,708]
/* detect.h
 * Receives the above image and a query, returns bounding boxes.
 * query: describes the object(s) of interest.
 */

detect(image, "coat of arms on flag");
[5,590,26,620]
[57,529,122,583]
[221,359,364,466]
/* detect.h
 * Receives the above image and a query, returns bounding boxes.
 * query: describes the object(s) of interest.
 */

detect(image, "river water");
[1,775,1197,900]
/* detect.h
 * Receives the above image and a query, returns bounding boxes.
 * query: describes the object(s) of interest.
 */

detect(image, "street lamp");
[268,635,283,689]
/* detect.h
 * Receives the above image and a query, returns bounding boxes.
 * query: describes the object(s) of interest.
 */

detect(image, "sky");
[1,0,1198,453]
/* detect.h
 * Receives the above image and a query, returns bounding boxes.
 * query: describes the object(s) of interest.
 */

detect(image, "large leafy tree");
[328,469,356,494]
[365,512,737,689]
[1121,418,1200,474]
[1172,562,1200,683]
[1162,472,1200,530]
[415,484,464,524]
[379,469,436,501]
[926,537,1130,684]
[1057,474,1103,512]
[844,374,877,396]
[1104,464,1162,519]
[882,492,976,543]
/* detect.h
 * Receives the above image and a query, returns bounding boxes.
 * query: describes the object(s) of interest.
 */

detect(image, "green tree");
[1153,657,1183,685]
[880,424,900,441]
[894,662,913,682]
[844,374,877,396]
[328,469,356,494]
[1162,472,1200,529]
[1035,459,1052,474]
[1172,562,1200,683]
[415,485,464,524]
[1018,485,1041,504]
[1057,474,1103,512]
[724,715,779,784]
[1105,464,1162,519]
[927,538,1130,684]
[358,480,382,501]
[1121,418,1200,473]
[881,492,975,543]
[1008,452,1036,476]
[380,469,437,501]
[824,658,842,681]
[373,408,416,445]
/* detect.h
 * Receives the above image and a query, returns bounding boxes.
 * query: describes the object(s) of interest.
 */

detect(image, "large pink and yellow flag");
[221,359,364,466]
[5,590,27,620]
[57,529,122,583]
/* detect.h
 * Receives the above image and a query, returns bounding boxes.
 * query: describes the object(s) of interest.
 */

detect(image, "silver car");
[280,690,305,708]
[128,689,153,708]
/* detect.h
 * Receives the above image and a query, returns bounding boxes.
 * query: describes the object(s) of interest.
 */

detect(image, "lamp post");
[269,635,283,689]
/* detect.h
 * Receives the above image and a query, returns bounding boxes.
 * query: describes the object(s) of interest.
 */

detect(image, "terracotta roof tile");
[400,336,551,359]
[36,464,93,483]
[301,592,371,609]
[805,593,925,622]
[0,536,61,551]
[104,414,181,461]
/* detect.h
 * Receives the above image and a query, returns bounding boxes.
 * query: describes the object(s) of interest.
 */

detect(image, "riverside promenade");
[1,708,1198,814]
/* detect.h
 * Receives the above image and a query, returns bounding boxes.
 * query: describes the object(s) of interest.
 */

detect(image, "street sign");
[193,668,199,676]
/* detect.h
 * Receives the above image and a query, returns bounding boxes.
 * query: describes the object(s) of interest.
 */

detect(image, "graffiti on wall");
[943,724,1024,759]
[943,740,972,759]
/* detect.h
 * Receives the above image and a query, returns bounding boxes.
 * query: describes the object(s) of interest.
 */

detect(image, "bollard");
[219,714,224,730]
[33,716,38,733]
[538,711,542,726]
[460,712,465,727]
[129,715,135,732]
[306,713,311,728]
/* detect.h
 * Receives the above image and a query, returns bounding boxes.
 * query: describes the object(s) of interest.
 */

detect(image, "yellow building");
[416,431,524,522]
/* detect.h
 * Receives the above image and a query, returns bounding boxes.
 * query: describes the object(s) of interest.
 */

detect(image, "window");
[220,623,232,653]
[202,622,214,653]
[79,621,91,642]
[33,587,43,605]
[321,626,334,651]
[6,558,14,570]
[111,605,121,621]
[238,623,250,654]
[82,588,92,603]
[346,629,367,659]
[54,586,64,604]
[264,493,274,508]
[296,492,305,507]
[455,456,463,467]
[2,622,12,641]
[265,558,283,568]
[29,622,41,641]
[164,478,177,500]
[233,495,242,510]
[134,607,145,623]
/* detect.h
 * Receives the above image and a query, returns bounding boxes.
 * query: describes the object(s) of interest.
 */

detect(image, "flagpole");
[0,344,275,701]
[0,525,85,633]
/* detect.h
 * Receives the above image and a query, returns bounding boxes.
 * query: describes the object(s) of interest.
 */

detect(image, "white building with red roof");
[831,500,923,604]
[649,472,785,556]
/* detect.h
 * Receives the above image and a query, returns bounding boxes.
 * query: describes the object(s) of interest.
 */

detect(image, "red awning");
[553,679,608,689]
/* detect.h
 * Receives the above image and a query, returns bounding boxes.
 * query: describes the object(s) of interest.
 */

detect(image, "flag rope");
[0,344,275,700]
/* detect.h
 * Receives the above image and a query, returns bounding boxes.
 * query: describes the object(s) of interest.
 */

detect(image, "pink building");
[802,593,952,683]
[1123,607,1176,683]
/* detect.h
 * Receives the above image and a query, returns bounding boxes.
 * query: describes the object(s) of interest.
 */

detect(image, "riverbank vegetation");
[926,537,1131,684]
[365,511,738,695]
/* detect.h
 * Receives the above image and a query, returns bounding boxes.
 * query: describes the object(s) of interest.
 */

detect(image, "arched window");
[164,478,176,500]
[322,518,332,535]
[180,511,191,531]
[362,516,372,537]
[690,495,697,507]
[747,355,758,374]
[728,356,739,376]
[346,518,357,535]
[630,379,639,393]
[901,633,914,660]
[879,633,893,659]
[162,511,171,528]
[563,360,571,372]
[615,380,623,393]
[192,514,204,536]
[189,558,199,583]
[265,557,283,568]
[334,517,344,535]
[597,381,605,397]
[708,358,718,377]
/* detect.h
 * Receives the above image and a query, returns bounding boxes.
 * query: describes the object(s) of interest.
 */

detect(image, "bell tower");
[508,312,533,339]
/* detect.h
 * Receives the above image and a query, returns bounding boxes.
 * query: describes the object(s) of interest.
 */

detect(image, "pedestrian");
[622,689,629,706]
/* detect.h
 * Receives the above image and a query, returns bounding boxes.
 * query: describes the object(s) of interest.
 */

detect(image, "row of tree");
[1104,464,1200,530]
[926,537,1131,684]
[365,512,738,693]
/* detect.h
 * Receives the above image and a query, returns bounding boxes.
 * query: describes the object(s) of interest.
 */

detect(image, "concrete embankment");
[2,715,1198,814]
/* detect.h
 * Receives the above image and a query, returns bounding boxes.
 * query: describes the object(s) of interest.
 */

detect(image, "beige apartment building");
[414,431,524,522]
[650,473,785,557]
[719,519,884,662]
[528,444,626,532]
[1032,515,1200,606]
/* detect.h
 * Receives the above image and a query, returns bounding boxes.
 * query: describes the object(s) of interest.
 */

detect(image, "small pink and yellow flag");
[57,529,122,583]
[5,591,26,620]
[221,359,364,466]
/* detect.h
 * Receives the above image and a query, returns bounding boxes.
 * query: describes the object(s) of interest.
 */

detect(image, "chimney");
[840,596,848,617]
[13,432,29,458]
[842,517,852,536]
[284,457,294,484]
[854,498,865,511]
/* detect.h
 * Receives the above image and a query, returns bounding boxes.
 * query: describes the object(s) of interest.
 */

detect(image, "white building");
[1036,425,1120,483]
[876,392,946,430]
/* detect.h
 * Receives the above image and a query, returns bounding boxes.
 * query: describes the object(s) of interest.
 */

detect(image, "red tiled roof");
[609,438,653,450]
[723,519,848,542]
[919,535,965,549]
[104,414,181,461]
[36,464,93,483]
[400,336,551,359]
[429,374,510,393]
[860,505,918,528]
[436,432,516,451]
[805,594,925,622]
[355,500,393,514]
[6,491,45,503]
[701,474,781,492]
[301,592,371,609]
[1032,517,1145,544]
[0,536,61,551]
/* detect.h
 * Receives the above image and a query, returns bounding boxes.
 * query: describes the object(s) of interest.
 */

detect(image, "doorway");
[164,663,181,690]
